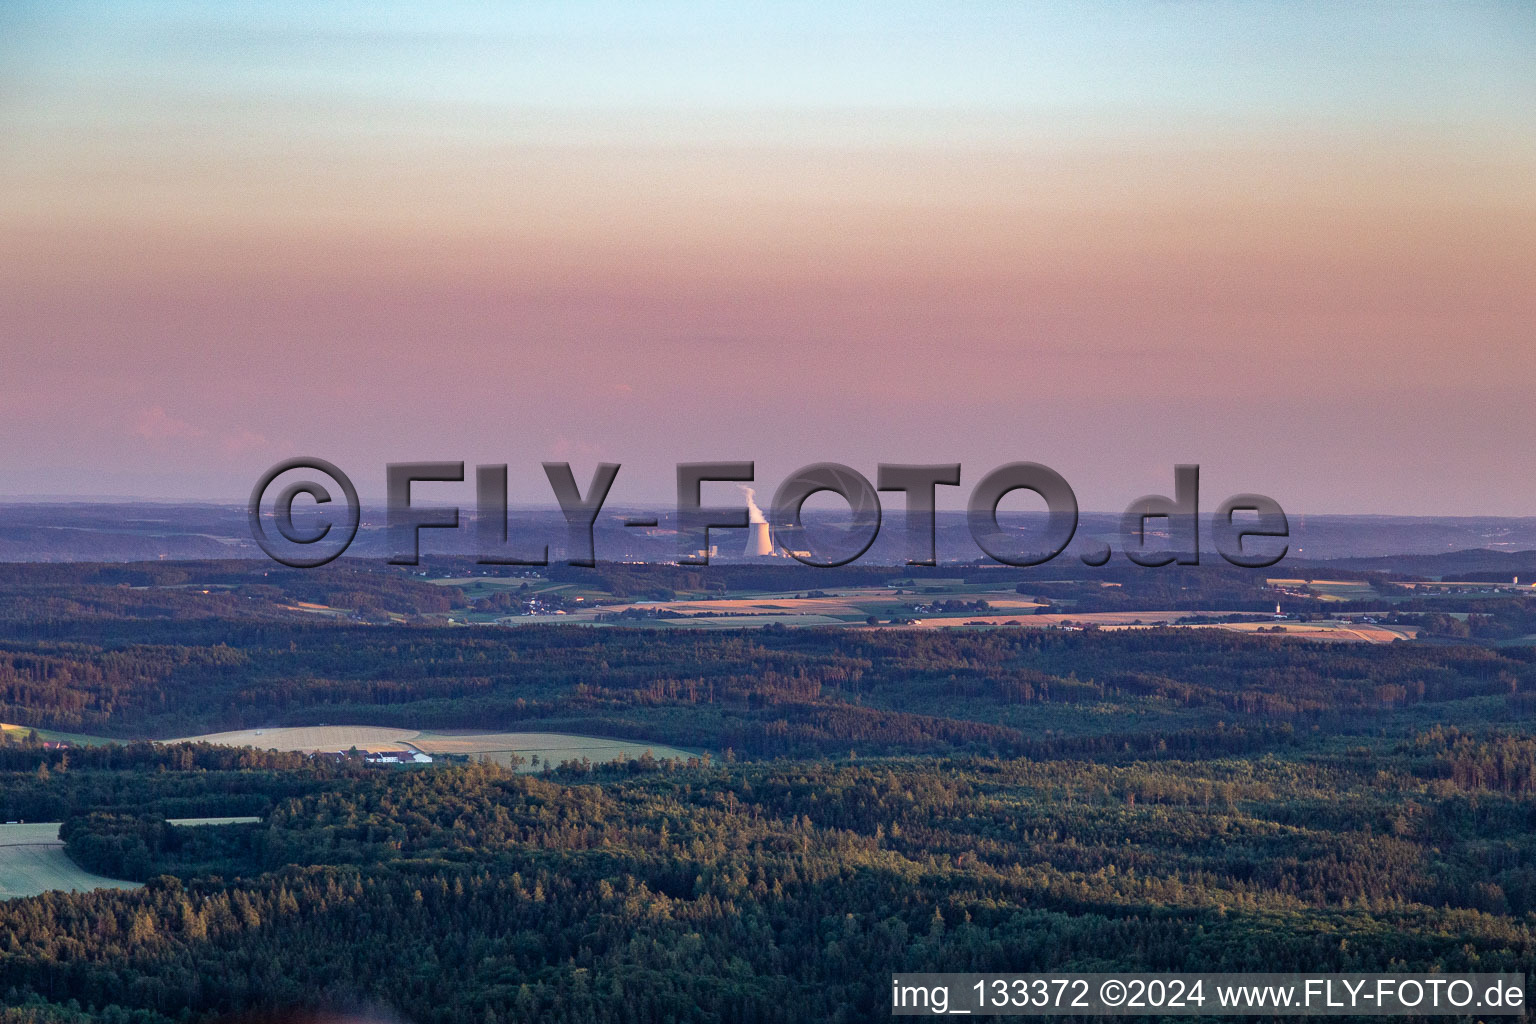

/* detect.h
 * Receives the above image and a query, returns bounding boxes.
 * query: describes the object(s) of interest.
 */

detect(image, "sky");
[1,1,1533,514]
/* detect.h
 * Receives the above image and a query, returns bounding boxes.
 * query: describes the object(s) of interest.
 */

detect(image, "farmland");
[1267,577,1383,601]
[899,609,1231,629]
[423,574,1417,642]
[0,822,139,900]
[411,731,698,768]
[166,725,421,753]
[1196,619,1420,643]
[0,817,261,900]
[2,555,1536,1022]
[166,726,699,768]
[1,722,113,747]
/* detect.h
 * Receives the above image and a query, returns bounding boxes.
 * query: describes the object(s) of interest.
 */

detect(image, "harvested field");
[167,726,420,752]
[411,731,698,768]
[167,726,700,769]
[897,610,1245,629]
[1201,621,1418,643]
[0,822,139,900]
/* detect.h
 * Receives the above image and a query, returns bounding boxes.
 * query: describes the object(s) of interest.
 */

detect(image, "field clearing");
[716,586,900,601]
[1267,578,1380,602]
[900,610,1247,629]
[282,603,347,617]
[638,593,1043,618]
[1,722,114,747]
[890,613,1415,643]
[0,818,259,900]
[887,610,1415,644]
[165,726,700,768]
[1198,621,1418,643]
[639,596,872,615]
[411,731,698,768]
[167,726,421,752]
[1268,579,1371,588]
[0,824,63,845]
[433,577,605,602]
[641,613,848,628]
[428,577,562,590]
[887,617,1034,629]
[473,611,602,625]
[0,822,139,900]
[897,595,1044,614]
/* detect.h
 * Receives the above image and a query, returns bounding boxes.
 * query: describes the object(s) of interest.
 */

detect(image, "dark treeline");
[2,624,1535,759]
[0,563,460,627]
[0,559,1388,622]
[0,749,1533,1023]
[0,743,369,823]
[0,562,1534,1022]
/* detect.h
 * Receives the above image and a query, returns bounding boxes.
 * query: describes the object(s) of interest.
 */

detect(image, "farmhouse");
[363,750,433,765]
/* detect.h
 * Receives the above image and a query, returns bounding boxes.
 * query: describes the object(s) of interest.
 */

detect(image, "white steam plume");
[740,485,768,524]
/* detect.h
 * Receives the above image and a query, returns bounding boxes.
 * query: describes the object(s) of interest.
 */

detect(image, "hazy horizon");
[5,493,1536,525]
[4,2,1533,514]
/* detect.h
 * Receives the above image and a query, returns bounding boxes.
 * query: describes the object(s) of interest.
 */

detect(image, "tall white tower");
[741,487,774,557]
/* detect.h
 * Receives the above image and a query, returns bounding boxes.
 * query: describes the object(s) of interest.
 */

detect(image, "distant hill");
[1310,548,1536,580]
[3,502,1536,564]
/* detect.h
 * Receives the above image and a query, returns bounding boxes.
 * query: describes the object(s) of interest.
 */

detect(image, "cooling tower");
[741,486,775,558]
[746,520,773,557]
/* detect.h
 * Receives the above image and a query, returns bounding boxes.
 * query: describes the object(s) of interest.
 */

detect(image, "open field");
[1267,578,1382,601]
[899,610,1246,629]
[1196,621,1419,643]
[885,612,1416,644]
[166,726,699,768]
[0,822,139,900]
[467,611,601,625]
[638,593,882,617]
[282,601,348,617]
[636,613,848,629]
[1268,578,1372,588]
[1,818,260,900]
[167,726,421,752]
[432,576,610,603]
[429,576,567,592]
[440,580,1060,629]
[636,590,1044,620]
[1,722,115,747]
[8,722,703,767]
[410,731,698,768]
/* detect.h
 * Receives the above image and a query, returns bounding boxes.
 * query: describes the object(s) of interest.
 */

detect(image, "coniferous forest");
[0,561,1533,1021]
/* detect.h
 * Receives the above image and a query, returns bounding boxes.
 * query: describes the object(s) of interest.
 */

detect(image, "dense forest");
[1,619,1534,759]
[1,560,1534,1021]
[0,561,1532,759]
[2,734,1535,1023]
[0,557,1427,621]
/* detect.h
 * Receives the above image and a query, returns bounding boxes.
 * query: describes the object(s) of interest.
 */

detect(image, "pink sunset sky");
[1,2,1533,513]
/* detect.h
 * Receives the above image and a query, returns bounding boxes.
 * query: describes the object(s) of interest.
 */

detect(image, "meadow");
[1,817,260,900]
[1199,620,1419,643]
[165,725,421,753]
[164,726,699,768]
[0,822,137,900]
[1266,577,1384,601]
[411,730,698,767]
